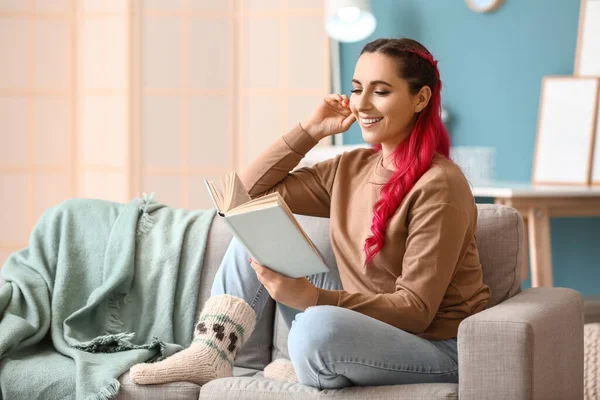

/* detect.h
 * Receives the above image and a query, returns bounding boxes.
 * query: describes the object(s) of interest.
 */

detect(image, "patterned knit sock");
[263,358,299,383]
[130,294,256,386]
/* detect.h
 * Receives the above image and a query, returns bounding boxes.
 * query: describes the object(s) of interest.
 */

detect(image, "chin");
[361,130,382,145]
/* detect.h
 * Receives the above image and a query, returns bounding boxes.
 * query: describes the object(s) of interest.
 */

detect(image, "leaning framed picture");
[575,0,600,76]
[532,76,599,185]
[593,115,600,186]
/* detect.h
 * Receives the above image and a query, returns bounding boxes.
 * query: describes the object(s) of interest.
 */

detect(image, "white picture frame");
[575,0,600,76]
[592,99,600,186]
[532,76,599,185]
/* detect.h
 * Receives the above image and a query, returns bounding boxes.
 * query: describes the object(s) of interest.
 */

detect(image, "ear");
[414,86,432,113]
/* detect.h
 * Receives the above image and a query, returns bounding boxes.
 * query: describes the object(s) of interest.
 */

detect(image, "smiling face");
[349,52,430,159]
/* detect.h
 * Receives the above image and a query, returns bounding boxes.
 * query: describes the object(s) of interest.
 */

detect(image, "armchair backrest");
[474,204,523,307]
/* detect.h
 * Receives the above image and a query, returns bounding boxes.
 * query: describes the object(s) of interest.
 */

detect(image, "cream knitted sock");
[263,358,299,383]
[130,294,256,386]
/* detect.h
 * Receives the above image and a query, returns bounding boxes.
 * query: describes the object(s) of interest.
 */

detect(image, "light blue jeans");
[211,238,459,389]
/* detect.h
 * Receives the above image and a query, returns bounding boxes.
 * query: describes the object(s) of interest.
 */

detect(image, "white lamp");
[325,0,377,43]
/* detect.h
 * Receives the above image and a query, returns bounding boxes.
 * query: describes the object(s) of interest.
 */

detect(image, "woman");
[130,37,490,389]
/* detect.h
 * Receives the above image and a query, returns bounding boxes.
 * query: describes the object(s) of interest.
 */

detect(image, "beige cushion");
[200,376,458,400]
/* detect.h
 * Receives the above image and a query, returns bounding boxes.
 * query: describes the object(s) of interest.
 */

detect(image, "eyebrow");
[352,79,393,87]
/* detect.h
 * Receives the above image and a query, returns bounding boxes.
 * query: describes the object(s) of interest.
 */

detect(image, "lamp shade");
[325,0,376,43]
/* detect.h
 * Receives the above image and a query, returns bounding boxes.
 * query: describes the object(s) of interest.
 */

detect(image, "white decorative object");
[575,0,600,77]
[441,106,449,124]
[533,76,599,185]
[325,0,376,43]
[450,146,496,184]
[593,91,600,186]
[465,0,504,13]
[298,143,497,186]
[296,143,371,169]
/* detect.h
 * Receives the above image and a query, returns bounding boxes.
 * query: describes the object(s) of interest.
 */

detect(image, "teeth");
[361,117,383,124]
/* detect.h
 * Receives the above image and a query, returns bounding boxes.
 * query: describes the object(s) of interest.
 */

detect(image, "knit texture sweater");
[240,124,491,340]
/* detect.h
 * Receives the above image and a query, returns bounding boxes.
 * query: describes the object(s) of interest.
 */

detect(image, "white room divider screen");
[0,0,330,267]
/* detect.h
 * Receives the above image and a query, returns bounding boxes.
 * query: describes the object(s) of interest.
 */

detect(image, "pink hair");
[362,38,451,266]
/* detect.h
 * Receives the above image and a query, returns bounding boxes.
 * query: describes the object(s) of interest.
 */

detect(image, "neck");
[380,124,414,170]
[381,147,395,170]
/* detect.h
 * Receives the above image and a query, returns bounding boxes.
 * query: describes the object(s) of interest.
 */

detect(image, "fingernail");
[248,257,253,263]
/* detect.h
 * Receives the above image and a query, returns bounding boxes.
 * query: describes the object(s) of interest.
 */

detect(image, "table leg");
[527,206,553,287]
[522,217,528,281]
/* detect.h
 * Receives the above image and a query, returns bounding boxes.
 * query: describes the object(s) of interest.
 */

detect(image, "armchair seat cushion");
[199,376,458,399]
[116,367,261,400]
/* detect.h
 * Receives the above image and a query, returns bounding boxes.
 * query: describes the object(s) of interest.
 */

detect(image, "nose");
[355,92,372,112]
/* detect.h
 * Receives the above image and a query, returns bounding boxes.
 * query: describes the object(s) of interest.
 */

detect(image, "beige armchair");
[112,204,583,399]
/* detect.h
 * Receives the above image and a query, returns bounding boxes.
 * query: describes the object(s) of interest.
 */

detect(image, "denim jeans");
[211,237,459,389]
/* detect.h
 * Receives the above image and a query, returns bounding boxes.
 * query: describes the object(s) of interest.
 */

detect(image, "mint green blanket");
[0,194,216,400]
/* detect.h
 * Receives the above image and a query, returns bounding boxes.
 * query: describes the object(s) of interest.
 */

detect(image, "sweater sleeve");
[239,124,340,218]
[314,202,471,334]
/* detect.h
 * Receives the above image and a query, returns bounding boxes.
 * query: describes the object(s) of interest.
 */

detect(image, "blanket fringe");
[86,379,120,400]
[136,192,156,236]
[71,332,137,353]
[71,332,170,359]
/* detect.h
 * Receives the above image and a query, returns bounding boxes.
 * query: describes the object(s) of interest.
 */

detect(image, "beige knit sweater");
[240,124,491,340]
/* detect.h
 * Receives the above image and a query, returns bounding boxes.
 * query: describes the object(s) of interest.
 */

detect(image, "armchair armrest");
[457,287,583,400]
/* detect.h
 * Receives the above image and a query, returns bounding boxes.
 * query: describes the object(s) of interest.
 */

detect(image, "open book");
[204,172,330,278]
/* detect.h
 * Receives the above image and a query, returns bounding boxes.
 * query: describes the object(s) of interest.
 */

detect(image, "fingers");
[324,97,351,116]
[340,94,350,108]
[341,113,356,130]
[250,258,275,279]
[249,258,266,284]
[326,93,350,110]
[327,93,343,102]
[249,258,262,271]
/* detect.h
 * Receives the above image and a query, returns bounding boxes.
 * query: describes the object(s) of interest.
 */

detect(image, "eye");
[375,91,389,96]
[350,88,362,94]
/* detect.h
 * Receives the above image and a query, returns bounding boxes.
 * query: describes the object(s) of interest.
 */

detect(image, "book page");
[204,179,224,213]
[223,172,252,212]
[227,193,279,215]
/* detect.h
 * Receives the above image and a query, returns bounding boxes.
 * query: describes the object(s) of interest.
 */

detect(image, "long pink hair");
[362,38,451,266]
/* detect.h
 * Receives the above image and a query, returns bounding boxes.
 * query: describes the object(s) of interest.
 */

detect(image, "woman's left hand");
[249,258,318,311]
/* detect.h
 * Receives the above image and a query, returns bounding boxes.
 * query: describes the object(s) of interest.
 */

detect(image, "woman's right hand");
[301,94,356,141]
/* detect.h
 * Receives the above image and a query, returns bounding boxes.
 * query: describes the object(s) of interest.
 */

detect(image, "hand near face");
[301,94,356,141]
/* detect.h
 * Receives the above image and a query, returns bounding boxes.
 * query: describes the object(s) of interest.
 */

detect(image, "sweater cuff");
[282,123,319,156]
[314,288,340,307]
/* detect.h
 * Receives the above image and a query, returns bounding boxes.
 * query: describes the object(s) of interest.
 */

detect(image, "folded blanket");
[0,194,216,400]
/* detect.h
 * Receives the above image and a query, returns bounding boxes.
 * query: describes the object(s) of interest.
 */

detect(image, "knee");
[224,237,249,260]
[228,236,246,252]
[287,306,341,357]
[287,306,350,387]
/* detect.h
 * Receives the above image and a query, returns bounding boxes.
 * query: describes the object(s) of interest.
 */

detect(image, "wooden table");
[472,182,600,287]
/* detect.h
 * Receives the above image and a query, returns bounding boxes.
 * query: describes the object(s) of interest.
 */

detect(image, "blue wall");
[339,0,600,294]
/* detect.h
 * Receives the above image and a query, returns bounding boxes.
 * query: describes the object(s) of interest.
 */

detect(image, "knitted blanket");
[585,323,600,400]
[0,194,216,400]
